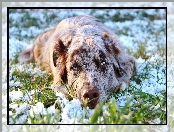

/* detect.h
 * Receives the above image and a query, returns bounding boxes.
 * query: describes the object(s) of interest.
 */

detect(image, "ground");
[2,2,173,132]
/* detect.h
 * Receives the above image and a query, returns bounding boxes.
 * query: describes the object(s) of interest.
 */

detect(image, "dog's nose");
[83,88,99,109]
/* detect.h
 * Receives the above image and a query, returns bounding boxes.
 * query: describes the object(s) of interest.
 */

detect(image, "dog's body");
[18,15,135,108]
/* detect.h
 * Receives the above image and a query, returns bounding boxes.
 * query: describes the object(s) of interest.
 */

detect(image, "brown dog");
[18,15,136,108]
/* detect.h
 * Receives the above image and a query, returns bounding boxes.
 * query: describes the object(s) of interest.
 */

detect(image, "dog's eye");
[72,65,78,71]
[101,61,106,66]
[71,63,80,71]
[71,63,82,76]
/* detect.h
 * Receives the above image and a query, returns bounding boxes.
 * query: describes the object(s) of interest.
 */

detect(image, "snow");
[135,61,166,95]
[50,92,94,123]
[9,63,47,78]
[2,1,172,132]
[29,102,47,118]
[9,90,23,102]
[9,103,30,124]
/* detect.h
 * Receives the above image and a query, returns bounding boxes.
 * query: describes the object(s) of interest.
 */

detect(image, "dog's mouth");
[85,97,99,109]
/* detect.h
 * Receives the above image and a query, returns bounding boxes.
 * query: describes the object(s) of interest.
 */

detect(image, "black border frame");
[7,6,167,125]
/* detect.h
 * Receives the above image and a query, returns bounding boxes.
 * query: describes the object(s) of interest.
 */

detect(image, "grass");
[8,9,166,124]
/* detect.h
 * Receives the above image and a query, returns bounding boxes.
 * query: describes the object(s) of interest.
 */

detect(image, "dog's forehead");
[69,34,105,53]
[67,35,107,61]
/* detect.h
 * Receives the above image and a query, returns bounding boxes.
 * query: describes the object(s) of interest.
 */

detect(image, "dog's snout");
[83,89,99,99]
[83,88,99,109]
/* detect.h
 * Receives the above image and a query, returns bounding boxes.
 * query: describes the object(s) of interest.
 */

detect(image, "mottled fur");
[18,15,136,108]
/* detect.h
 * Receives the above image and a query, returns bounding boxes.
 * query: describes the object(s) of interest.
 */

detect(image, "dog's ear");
[53,36,71,67]
[102,31,121,55]
[120,55,136,79]
[102,31,136,80]
[52,38,70,84]
[53,39,67,67]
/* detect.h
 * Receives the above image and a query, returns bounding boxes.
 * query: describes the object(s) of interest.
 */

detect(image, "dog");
[18,15,136,109]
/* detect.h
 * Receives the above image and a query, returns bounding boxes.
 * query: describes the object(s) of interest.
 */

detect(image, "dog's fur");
[18,15,136,108]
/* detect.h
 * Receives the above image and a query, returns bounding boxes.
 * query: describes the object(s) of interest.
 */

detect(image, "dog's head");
[51,18,136,108]
[52,30,135,109]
